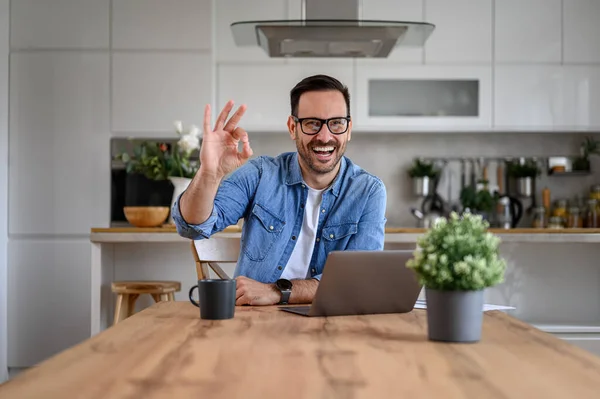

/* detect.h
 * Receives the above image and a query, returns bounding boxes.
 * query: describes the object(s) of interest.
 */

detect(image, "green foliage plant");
[406,212,507,291]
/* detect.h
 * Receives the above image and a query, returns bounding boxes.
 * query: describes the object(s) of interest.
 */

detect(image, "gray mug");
[189,279,236,320]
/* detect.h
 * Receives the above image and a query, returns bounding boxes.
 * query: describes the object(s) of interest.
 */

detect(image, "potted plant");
[406,212,506,343]
[115,120,201,223]
[459,181,497,221]
[507,159,540,197]
[572,137,600,172]
[407,159,441,197]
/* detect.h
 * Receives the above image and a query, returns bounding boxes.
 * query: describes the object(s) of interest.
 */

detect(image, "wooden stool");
[111,280,181,325]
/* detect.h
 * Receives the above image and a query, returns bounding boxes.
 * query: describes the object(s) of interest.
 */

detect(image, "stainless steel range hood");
[230,0,435,58]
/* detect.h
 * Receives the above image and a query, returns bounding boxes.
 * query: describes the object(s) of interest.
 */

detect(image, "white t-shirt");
[280,185,324,280]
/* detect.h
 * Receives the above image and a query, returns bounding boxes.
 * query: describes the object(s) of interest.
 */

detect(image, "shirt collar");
[286,152,346,198]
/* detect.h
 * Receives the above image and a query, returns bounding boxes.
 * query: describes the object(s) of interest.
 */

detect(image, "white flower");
[174,120,183,134]
[189,124,201,138]
[178,133,200,153]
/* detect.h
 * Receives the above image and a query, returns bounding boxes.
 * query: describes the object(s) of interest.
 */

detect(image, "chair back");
[190,237,241,280]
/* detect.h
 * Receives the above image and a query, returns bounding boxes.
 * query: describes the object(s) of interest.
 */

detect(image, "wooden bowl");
[123,206,170,228]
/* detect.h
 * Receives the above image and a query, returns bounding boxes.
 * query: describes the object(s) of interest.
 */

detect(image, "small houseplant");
[406,211,506,343]
[115,121,201,223]
[572,137,600,172]
[507,159,540,197]
[407,159,441,197]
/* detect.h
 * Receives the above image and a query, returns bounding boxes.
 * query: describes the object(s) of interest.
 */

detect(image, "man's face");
[287,90,352,175]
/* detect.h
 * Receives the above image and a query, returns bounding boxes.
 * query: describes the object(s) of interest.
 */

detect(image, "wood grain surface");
[91,226,600,234]
[2,302,600,398]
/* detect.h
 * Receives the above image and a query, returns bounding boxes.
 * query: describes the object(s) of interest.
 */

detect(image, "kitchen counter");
[90,225,600,244]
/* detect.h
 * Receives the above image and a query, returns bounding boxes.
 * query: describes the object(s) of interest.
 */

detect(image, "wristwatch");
[275,279,293,305]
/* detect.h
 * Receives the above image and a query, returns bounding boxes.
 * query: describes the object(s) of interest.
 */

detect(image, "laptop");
[280,250,422,317]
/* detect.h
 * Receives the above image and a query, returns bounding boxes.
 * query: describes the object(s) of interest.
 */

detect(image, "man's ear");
[287,116,297,140]
[347,119,352,141]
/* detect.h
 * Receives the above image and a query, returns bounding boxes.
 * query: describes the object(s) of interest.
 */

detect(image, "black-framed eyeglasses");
[292,116,351,135]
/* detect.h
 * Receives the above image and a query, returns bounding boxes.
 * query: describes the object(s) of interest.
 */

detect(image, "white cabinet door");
[494,66,564,130]
[10,0,109,49]
[218,64,355,132]
[215,0,299,63]
[112,0,211,50]
[424,0,492,63]
[495,0,561,63]
[361,0,424,63]
[8,240,91,367]
[564,0,600,63]
[494,65,600,130]
[354,64,492,131]
[9,53,110,235]
[112,53,212,135]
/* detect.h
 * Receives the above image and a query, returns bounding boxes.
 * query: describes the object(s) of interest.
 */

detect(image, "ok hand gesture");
[199,100,253,180]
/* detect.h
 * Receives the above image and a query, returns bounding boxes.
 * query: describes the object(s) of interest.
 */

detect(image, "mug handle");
[188,285,200,307]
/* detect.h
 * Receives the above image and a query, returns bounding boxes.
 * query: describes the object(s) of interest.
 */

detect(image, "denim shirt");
[172,152,387,283]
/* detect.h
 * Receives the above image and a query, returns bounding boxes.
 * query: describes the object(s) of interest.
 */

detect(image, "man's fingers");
[203,104,211,135]
[231,127,253,160]
[215,100,234,131]
[224,104,247,132]
[236,294,251,306]
[241,139,253,160]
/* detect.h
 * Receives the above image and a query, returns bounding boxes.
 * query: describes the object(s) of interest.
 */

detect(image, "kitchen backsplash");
[242,131,600,227]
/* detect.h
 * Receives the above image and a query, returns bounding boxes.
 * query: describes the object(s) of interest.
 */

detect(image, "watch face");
[276,279,293,291]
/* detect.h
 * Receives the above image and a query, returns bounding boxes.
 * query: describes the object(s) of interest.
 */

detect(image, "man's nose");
[315,123,333,141]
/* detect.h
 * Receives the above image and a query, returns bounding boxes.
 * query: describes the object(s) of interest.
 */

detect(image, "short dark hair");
[290,74,351,117]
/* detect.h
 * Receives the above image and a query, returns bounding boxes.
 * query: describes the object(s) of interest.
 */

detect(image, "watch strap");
[279,289,291,305]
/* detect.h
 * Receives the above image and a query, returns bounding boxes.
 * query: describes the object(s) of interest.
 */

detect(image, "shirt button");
[311,268,316,273]
[321,209,326,213]
[291,236,296,240]
[302,184,306,188]
[278,266,282,270]
[269,225,274,230]
[330,234,334,239]
[316,238,320,242]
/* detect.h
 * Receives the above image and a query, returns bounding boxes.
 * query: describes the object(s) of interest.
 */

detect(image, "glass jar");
[532,206,547,228]
[552,199,568,218]
[590,185,600,201]
[548,216,564,229]
[567,206,582,228]
[585,199,599,228]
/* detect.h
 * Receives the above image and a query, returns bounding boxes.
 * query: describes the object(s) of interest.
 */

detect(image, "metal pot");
[516,177,533,198]
[412,176,434,197]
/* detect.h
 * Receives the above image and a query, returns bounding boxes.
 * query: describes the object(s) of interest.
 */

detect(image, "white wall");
[0,0,9,383]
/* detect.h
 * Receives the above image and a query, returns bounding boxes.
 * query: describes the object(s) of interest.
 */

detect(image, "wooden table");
[4,302,600,398]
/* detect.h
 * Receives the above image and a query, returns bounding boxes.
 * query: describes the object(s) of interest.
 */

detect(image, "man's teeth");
[313,146,334,152]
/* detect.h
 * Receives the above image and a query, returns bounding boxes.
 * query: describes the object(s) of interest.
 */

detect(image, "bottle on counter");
[553,199,568,220]
[566,206,583,228]
[548,216,564,229]
[532,206,547,228]
[542,187,551,212]
[584,199,599,228]
[590,184,600,201]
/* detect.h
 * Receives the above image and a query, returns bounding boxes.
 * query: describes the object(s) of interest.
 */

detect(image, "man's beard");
[296,134,346,175]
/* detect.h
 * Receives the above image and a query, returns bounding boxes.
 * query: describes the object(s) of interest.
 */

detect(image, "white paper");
[414,299,515,312]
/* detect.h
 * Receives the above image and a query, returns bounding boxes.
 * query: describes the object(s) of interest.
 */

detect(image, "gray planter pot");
[425,288,484,343]
[412,176,434,197]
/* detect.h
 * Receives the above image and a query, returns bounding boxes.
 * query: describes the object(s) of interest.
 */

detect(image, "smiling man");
[172,74,387,306]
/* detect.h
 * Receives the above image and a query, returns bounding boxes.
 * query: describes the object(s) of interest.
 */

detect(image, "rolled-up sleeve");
[172,158,262,240]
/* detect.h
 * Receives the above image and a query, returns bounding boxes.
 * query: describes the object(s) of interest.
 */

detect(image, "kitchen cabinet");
[354,64,492,131]
[361,0,424,64]
[424,0,492,64]
[111,0,211,50]
[217,63,355,132]
[215,0,299,63]
[9,52,110,236]
[10,0,109,49]
[8,240,92,367]
[494,65,600,130]
[494,0,561,63]
[111,53,212,134]
[563,0,600,64]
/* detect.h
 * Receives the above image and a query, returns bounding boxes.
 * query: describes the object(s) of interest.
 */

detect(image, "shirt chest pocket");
[242,203,286,261]
[321,222,358,250]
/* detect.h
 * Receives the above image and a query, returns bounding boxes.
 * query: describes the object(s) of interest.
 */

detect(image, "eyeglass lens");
[301,118,348,134]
